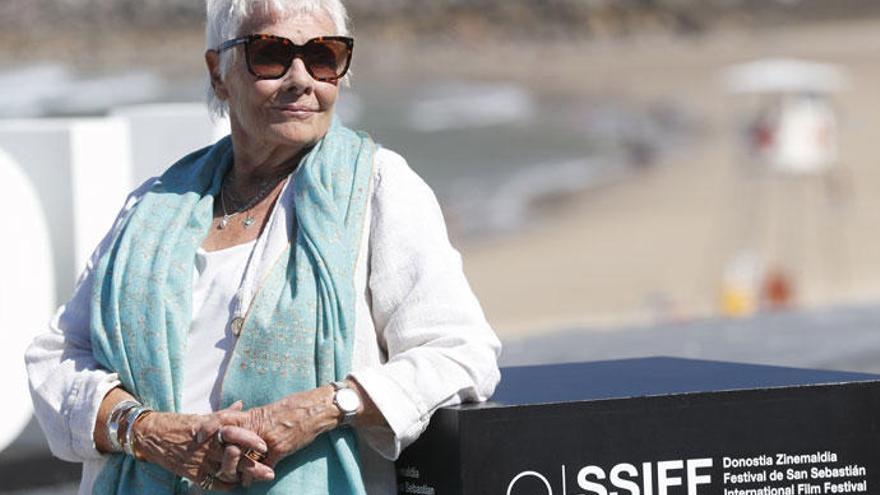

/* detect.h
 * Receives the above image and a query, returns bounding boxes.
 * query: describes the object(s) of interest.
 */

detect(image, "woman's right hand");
[132,402,275,490]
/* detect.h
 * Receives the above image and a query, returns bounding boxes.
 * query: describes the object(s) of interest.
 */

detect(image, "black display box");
[396,357,880,495]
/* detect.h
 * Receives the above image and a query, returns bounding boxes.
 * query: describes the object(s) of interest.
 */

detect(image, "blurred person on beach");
[24,0,501,493]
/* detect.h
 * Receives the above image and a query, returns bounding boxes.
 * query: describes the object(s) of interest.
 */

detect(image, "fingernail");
[260,443,268,452]
[265,469,275,480]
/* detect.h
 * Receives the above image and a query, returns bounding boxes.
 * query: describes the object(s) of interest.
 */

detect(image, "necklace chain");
[218,169,288,230]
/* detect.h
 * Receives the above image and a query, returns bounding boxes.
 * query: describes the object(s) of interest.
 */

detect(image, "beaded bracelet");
[106,400,140,453]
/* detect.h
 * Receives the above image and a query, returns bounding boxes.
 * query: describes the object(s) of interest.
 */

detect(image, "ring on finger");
[215,428,225,446]
[199,474,215,490]
[243,448,267,463]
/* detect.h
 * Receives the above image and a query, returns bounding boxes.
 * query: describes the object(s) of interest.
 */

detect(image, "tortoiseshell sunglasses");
[217,34,353,82]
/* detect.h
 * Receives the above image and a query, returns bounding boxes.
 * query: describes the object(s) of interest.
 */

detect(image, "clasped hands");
[131,385,341,491]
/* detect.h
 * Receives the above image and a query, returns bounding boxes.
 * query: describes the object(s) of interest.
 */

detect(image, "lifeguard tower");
[719,58,849,316]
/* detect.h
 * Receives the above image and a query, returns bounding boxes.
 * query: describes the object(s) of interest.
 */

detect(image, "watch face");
[336,388,361,413]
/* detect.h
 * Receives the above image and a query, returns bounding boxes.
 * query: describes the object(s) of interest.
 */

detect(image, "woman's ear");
[205,50,229,101]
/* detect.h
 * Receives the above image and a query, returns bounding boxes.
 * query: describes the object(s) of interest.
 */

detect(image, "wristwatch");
[331,380,362,427]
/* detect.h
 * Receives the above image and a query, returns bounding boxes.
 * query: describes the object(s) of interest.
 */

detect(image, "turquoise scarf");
[89,119,374,494]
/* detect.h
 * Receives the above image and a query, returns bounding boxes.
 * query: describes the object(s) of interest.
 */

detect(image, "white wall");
[111,103,230,186]
[0,118,131,300]
[0,148,55,452]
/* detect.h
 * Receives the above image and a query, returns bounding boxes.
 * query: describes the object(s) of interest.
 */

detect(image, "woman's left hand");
[201,385,340,485]
[247,385,340,465]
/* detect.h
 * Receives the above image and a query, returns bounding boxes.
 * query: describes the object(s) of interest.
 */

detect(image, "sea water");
[338,80,680,240]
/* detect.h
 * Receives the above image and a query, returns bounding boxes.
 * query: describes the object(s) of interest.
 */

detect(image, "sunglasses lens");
[247,37,292,78]
[303,39,351,80]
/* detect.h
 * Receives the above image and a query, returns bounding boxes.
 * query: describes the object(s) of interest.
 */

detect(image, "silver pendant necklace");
[218,174,284,230]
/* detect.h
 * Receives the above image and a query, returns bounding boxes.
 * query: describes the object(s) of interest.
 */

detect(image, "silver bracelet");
[122,405,154,458]
[106,400,140,453]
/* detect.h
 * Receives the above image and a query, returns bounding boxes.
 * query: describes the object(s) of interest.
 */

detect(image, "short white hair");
[205,0,350,118]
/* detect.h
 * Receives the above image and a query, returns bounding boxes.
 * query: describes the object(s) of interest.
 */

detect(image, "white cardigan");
[24,147,502,494]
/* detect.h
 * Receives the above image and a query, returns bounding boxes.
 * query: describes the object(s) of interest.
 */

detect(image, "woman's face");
[213,12,341,151]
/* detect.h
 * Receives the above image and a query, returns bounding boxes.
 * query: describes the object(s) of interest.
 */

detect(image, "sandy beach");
[364,19,880,339]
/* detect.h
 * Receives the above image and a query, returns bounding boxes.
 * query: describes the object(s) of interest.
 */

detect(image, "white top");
[185,241,256,415]
[25,147,502,495]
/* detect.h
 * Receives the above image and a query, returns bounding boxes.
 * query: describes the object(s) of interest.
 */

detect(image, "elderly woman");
[24,0,501,493]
